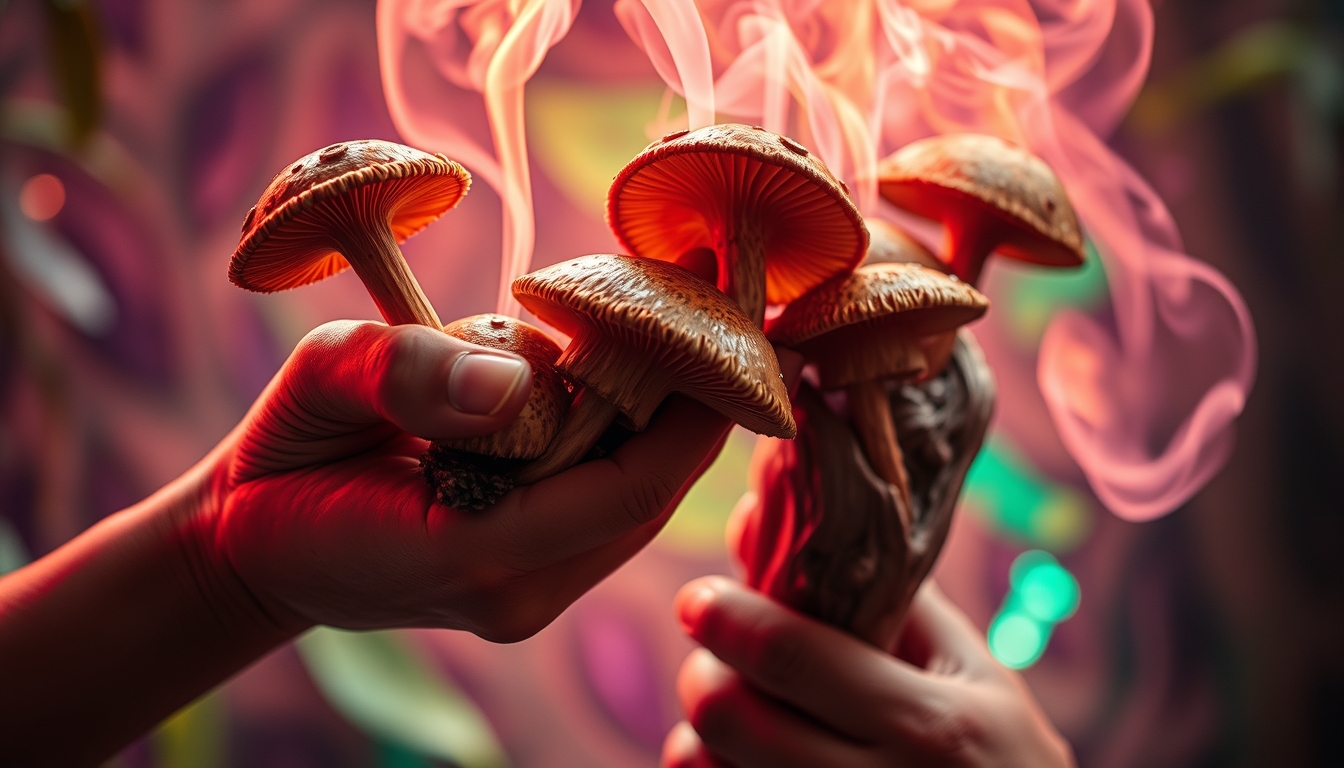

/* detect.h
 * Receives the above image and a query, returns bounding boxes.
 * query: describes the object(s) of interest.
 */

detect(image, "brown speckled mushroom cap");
[767,262,988,389]
[864,219,945,272]
[607,123,867,323]
[513,253,795,438]
[438,314,570,460]
[230,140,469,326]
[877,134,1083,279]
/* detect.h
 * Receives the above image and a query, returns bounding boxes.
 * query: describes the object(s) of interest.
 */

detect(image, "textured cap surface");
[607,123,867,305]
[768,262,987,346]
[768,263,988,388]
[513,254,795,437]
[877,134,1084,267]
[230,140,470,292]
[439,314,569,460]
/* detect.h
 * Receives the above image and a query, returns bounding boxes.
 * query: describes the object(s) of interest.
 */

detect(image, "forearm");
[0,464,300,767]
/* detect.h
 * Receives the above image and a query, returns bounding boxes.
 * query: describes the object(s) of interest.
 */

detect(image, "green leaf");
[297,628,509,768]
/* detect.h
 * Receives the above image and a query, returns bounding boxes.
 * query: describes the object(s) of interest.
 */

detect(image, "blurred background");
[0,0,1339,766]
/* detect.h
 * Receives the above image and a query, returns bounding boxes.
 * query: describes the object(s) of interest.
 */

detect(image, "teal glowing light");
[1011,550,1081,623]
[963,438,1091,551]
[987,551,1080,669]
[988,612,1048,669]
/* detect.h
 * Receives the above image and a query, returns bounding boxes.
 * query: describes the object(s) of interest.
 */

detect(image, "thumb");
[284,320,532,441]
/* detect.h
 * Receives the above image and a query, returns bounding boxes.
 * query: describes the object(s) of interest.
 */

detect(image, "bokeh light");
[988,612,1048,670]
[989,550,1080,669]
[18,173,66,222]
[1013,551,1081,623]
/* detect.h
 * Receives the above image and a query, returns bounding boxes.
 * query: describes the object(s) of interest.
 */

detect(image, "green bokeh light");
[1014,554,1080,623]
[963,438,1091,552]
[988,611,1049,670]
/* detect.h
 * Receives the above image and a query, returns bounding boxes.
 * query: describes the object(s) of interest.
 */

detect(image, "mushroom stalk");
[846,380,914,529]
[716,220,767,326]
[512,390,619,485]
[942,217,1004,287]
[312,206,442,328]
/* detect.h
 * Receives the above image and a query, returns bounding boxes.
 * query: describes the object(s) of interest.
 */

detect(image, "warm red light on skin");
[18,174,66,222]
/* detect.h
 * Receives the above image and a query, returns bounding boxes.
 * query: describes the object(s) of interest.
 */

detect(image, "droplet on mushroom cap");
[607,123,866,315]
[513,254,795,439]
[230,140,470,293]
[877,134,1084,272]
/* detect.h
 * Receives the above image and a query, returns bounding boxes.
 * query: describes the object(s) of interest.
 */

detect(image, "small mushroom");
[877,134,1084,286]
[767,263,987,515]
[230,139,470,327]
[607,124,867,326]
[512,253,795,485]
[863,218,958,377]
[421,314,572,509]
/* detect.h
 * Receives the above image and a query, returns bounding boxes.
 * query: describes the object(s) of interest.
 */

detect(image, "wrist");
[167,448,312,642]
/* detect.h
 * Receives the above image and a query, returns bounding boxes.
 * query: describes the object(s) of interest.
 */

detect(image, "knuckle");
[686,685,741,748]
[915,698,981,758]
[369,326,428,415]
[474,597,552,644]
[620,468,679,527]
[753,624,809,689]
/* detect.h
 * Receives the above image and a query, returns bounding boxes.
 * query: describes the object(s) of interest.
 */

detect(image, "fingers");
[474,395,733,572]
[897,582,996,676]
[285,320,532,441]
[674,576,949,742]
[664,722,733,768]
[674,649,871,768]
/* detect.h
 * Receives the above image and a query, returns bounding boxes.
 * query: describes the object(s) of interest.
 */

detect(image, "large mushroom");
[877,134,1085,286]
[421,314,572,509]
[230,139,470,327]
[766,262,987,514]
[606,123,867,326]
[512,253,795,485]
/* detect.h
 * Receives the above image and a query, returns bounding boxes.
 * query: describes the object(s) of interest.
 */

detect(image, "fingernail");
[676,581,719,635]
[448,352,528,415]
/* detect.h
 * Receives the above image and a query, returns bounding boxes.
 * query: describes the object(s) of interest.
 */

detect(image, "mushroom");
[511,253,795,485]
[230,140,570,509]
[606,123,868,326]
[421,313,572,509]
[877,134,1084,286]
[230,139,470,327]
[863,218,958,377]
[766,262,987,514]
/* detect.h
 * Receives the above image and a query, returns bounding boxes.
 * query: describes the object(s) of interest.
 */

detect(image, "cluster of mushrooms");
[229,127,1083,646]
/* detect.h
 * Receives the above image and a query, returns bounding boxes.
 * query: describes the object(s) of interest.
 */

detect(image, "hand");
[198,319,733,639]
[663,577,1074,768]
[0,318,731,765]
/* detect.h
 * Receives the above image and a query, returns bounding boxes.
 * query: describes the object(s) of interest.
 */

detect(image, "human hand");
[193,319,731,639]
[662,577,1074,767]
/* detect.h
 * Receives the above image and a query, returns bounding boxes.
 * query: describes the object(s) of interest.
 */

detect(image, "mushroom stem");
[512,389,620,485]
[717,221,767,327]
[942,217,1004,288]
[315,208,442,328]
[847,380,913,529]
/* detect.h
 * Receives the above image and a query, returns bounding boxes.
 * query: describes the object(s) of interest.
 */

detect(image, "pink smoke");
[619,0,1256,521]
[377,0,580,319]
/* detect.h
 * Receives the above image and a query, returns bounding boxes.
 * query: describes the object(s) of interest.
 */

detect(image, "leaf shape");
[296,628,508,768]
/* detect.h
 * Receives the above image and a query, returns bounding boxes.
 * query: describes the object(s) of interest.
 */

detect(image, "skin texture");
[0,320,732,767]
[664,578,1075,768]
